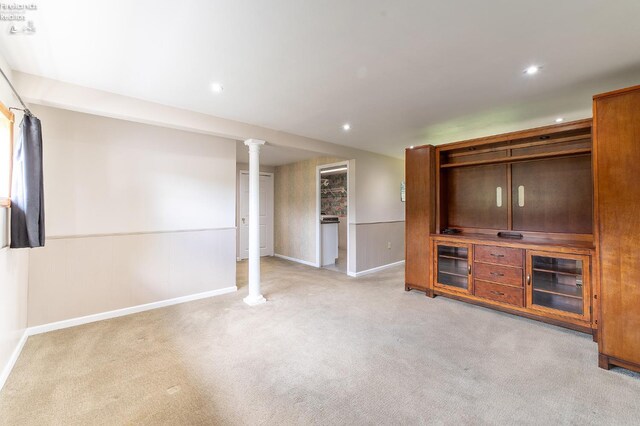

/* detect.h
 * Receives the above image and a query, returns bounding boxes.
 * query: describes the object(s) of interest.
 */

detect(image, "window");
[0,101,14,208]
[0,102,13,248]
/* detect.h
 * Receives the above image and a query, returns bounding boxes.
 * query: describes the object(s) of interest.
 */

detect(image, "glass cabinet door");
[527,252,590,319]
[435,243,471,292]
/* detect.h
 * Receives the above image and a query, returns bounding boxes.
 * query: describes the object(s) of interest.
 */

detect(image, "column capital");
[244,139,266,148]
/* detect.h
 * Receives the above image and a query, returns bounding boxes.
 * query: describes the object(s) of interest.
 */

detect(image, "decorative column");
[243,139,267,306]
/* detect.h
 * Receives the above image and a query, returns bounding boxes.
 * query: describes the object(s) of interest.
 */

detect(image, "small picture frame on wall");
[401,181,406,202]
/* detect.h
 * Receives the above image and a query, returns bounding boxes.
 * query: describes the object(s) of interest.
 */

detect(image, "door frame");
[315,160,353,274]
[238,170,274,260]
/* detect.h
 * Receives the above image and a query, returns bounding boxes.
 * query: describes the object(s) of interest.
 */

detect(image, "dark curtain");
[10,114,45,248]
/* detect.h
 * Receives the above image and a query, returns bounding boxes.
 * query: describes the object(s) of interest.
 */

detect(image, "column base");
[244,294,267,306]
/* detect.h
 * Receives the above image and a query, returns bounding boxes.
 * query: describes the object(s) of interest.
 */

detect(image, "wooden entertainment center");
[405,84,640,373]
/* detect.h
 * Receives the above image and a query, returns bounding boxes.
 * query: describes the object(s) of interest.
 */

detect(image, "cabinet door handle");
[468,265,471,274]
[490,253,505,258]
[490,272,504,277]
[518,185,525,207]
[490,290,505,296]
[526,275,531,286]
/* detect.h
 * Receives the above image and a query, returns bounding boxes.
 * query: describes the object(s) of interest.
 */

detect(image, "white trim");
[0,286,237,393]
[274,253,318,268]
[47,227,236,240]
[351,260,405,277]
[27,286,237,336]
[316,160,352,272]
[0,330,28,392]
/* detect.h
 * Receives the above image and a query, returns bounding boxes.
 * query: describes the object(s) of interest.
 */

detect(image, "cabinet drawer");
[474,280,524,307]
[473,262,523,287]
[474,245,523,267]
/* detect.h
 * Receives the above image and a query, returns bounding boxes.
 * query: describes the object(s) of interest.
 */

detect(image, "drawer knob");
[490,290,505,296]
[490,253,505,258]
[490,272,504,277]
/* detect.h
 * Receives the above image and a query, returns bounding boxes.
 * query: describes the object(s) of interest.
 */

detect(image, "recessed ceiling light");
[524,65,541,75]
[342,123,351,131]
[211,82,224,93]
[555,117,564,123]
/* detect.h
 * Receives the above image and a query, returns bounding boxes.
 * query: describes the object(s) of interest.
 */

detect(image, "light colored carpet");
[1,257,639,425]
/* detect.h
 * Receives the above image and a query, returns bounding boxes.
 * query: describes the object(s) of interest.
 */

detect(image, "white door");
[239,172,274,259]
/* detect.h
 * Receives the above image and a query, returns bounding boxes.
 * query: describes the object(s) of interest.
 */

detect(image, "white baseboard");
[351,260,405,277]
[27,285,237,336]
[274,253,318,268]
[0,330,28,393]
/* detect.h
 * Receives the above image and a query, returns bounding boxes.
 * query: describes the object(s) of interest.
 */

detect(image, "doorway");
[238,171,274,259]
[316,161,351,274]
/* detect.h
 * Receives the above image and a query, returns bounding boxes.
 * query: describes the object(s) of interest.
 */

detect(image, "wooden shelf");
[438,270,468,278]
[438,254,468,261]
[533,275,583,299]
[440,148,591,169]
[447,134,591,159]
[532,291,583,314]
[533,267,583,277]
[436,118,592,152]
[533,287,583,300]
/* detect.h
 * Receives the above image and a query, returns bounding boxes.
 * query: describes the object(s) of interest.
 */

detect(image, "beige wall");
[28,229,235,326]
[35,105,236,236]
[0,243,28,383]
[354,153,405,224]
[26,105,237,327]
[352,154,405,272]
[0,58,30,388]
[274,157,343,263]
[355,222,405,272]
[274,153,406,273]
[17,72,407,277]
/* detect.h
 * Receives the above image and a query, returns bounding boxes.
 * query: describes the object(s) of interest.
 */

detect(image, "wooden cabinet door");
[511,157,593,234]
[433,242,472,294]
[525,250,591,322]
[405,146,435,292]
[594,86,640,367]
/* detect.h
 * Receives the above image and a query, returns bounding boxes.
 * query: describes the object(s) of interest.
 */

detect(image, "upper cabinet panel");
[436,119,593,237]
[444,164,508,230]
[512,156,593,234]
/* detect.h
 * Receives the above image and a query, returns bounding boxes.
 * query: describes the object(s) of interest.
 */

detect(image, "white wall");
[0,56,29,390]
[39,105,235,236]
[27,105,237,327]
